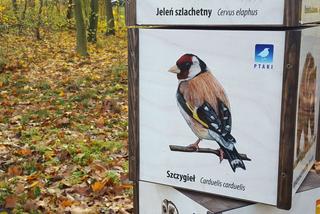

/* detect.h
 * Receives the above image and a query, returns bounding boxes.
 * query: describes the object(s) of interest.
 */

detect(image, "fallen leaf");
[5,195,17,209]
[69,206,96,214]
[17,148,32,156]
[120,183,133,189]
[95,117,105,128]
[23,200,38,212]
[91,181,105,192]
[56,117,70,128]
[59,91,65,97]
[56,149,70,161]
[8,165,22,176]
[61,199,74,208]
[15,183,25,194]
[70,185,91,196]
[27,173,39,182]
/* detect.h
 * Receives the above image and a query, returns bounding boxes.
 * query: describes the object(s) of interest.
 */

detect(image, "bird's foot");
[187,143,199,151]
[187,139,201,151]
[219,149,224,163]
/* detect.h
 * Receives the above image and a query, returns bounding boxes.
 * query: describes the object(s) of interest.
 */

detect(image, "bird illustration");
[257,48,270,58]
[296,52,317,160]
[162,199,179,214]
[168,53,246,172]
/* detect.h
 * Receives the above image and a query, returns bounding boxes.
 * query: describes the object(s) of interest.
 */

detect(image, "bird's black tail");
[222,146,246,172]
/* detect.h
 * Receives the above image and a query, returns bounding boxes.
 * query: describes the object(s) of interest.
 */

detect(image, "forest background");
[0,0,131,213]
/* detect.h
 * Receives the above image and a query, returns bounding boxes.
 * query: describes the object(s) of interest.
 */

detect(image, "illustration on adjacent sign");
[167,54,251,172]
[296,53,318,165]
[162,199,179,214]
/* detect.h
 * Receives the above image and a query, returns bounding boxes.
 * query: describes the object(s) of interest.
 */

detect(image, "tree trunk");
[28,0,35,8]
[12,0,21,29]
[12,0,18,13]
[17,0,28,33]
[74,0,88,56]
[105,0,115,35]
[66,0,73,19]
[21,0,28,20]
[35,0,43,40]
[87,0,99,43]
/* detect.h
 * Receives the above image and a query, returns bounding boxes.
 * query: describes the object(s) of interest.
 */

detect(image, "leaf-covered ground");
[0,31,132,213]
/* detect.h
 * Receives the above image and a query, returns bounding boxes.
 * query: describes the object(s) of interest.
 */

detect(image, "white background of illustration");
[301,0,320,24]
[139,29,286,205]
[293,26,320,194]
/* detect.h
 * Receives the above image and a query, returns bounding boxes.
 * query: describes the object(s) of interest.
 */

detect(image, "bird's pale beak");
[168,65,180,74]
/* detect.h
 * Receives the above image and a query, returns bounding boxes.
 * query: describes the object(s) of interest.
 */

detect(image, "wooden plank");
[128,28,139,181]
[298,170,320,192]
[283,0,302,26]
[179,189,253,214]
[125,0,136,26]
[277,30,301,210]
[128,28,139,213]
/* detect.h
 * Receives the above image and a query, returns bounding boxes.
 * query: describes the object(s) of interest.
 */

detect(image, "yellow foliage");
[0,5,7,24]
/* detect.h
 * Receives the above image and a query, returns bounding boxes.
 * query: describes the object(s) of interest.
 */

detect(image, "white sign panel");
[293,27,320,194]
[139,180,320,214]
[139,28,286,205]
[136,0,285,25]
[139,182,209,214]
[301,0,320,24]
[225,188,320,214]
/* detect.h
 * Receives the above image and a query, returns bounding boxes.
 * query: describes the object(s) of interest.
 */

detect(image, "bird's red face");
[168,54,207,80]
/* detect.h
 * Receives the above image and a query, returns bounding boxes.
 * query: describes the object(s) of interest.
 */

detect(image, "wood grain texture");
[277,30,301,210]
[298,170,320,192]
[283,0,302,26]
[178,188,253,213]
[125,0,136,26]
[128,28,139,213]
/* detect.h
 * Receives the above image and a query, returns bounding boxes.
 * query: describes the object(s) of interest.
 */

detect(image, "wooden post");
[277,30,301,210]
[126,0,136,26]
[283,0,302,27]
[128,27,139,214]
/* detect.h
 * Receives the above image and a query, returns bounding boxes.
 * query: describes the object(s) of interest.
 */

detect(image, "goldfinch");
[168,53,246,172]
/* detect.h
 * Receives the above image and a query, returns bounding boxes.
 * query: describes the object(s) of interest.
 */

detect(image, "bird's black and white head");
[162,199,179,214]
[168,54,207,81]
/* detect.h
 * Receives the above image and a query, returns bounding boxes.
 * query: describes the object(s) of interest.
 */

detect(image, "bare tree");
[74,0,88,56]
[35,0,43,40]
[88,0,99,43]
[105,0,115,35]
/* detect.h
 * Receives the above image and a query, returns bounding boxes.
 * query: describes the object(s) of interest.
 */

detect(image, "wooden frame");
[125,0,136,27]
[127,28,318,211]
[128,26,320,211]
[283,0,302,27]
[128,28,139,213]
[277,30,301,209]
[126,0,315,27]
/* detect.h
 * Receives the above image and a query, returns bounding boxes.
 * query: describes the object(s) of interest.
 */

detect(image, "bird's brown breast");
[178,71,230,112]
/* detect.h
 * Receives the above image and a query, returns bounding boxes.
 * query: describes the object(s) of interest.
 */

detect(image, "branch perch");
[169,145,251,161]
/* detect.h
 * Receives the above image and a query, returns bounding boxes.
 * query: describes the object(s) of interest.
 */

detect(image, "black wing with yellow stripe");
[177,90,227,133]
